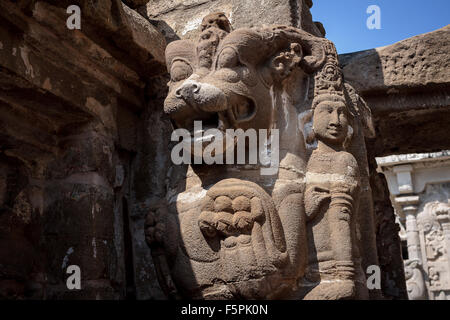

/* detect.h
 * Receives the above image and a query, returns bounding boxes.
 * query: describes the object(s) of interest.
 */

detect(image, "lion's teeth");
[233,105,238,119]
[218,118,224,130]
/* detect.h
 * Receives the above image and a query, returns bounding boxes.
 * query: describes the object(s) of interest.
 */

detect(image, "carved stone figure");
[416,201,450,299]
[146,13,375,299]
[404,259,427,300]
[425,229,446,260]
[429,267,440,287]
[302,87,360,299]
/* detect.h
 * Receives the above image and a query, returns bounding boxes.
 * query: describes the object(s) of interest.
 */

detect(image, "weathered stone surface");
[0,0,168,299]
[369,156,408,300]
[341,26,450,157]
[3,0,446,301]
[378,152,450,300]
[141,0,323,42]
[341,25,450,94]
[338,25,450,301]
[147,13,379,299]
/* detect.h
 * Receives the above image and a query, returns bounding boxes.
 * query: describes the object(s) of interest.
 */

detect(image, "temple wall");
[0,0,167,299]
[139,0,323,41]
[378,152,450,300]
[341,25,450,299]
[2,0,448,300]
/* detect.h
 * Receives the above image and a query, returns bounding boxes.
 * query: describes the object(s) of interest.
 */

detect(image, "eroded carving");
[416,201,450,299]
[147,13,375,299]
[302,63,361,300]
[404,259,427,300]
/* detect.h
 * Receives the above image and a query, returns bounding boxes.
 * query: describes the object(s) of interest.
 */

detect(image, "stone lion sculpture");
[145,12,375,300]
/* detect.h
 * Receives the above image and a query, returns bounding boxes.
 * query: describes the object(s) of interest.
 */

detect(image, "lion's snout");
[171,79,228,113]
[174,80,200,100]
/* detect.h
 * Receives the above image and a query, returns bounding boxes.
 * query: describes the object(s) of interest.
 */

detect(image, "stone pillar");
[390,163,428,300]
[401,201,421,261]
[395,196,428,300]
[443,223,450,275]
[391,164,421,261]
[377,153,450,300]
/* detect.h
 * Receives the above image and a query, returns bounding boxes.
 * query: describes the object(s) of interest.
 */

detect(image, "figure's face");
[313,100,348,145]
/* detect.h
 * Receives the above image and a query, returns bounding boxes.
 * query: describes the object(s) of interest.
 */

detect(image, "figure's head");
[312,93,350,146]
[164,14,326,156]
[300,46,375,150]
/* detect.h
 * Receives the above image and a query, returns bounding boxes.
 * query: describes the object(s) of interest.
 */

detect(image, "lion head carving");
[150,13,376,300]
[164,13,328,157]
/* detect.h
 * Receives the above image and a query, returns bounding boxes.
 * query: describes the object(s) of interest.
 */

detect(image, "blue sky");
[310,0,450,54]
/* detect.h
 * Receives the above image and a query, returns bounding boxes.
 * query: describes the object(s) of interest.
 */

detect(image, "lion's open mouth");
[229,97,257,124]
[189,112,229,135]
[172,95,256,136]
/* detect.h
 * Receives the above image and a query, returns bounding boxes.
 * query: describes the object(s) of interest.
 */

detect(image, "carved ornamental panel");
[145,13,376,300]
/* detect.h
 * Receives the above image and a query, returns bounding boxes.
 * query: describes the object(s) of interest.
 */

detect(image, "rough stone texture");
[146,13,380,299]
[341,26,450,94]
[129,76,173,299]
[139,0,323,42]
[4,0,446,301]
[378,152,450,300]
[340,25,450,300]
[369,156,408,299]
[0,0,167,299]
[341,25,450,157]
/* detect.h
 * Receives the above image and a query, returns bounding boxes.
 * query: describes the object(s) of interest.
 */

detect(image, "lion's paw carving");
[199,189,265,238]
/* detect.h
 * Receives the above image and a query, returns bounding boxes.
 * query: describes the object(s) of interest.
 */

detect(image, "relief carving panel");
[417,202,450,298]
[146,13,376,300]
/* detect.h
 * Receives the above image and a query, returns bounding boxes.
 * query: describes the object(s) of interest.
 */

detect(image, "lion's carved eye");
[217,47,239,69]
[170,60,193,82]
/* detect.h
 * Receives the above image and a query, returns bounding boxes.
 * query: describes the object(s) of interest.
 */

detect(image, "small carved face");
[313,100,349,145]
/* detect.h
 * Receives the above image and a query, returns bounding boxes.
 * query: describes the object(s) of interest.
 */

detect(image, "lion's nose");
[175,81,201,99]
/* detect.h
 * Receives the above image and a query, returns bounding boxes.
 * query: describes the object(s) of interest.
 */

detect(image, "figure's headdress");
[311,40,348,111]
[309,40,375,139]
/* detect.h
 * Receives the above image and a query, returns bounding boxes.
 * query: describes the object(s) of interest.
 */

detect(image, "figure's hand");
[328,204,352,222]
[304,186,330,221]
